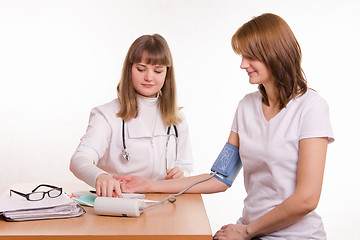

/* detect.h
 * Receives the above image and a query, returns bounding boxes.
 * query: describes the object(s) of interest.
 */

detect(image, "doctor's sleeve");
[69,107,111,187]
[175,112,193,176]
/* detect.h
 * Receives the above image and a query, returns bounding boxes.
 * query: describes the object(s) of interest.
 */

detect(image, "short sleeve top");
[231,89,334,239]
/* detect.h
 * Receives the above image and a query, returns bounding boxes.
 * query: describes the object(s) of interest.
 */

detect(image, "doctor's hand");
[114,175,152,193]
[165,167,184,180]
[213,224,251,240]
[95,173,123,198]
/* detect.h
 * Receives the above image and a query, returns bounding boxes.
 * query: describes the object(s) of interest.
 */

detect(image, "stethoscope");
[121,119,178,169]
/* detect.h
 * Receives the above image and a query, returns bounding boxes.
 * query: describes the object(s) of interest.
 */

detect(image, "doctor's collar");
[136,93,160,106]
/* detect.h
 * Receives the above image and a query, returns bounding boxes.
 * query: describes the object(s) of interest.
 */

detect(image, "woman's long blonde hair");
[231,13,307,109]
[117,34,181,126]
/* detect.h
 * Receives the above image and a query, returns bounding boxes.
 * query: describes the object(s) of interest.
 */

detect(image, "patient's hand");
[114,175,152,193]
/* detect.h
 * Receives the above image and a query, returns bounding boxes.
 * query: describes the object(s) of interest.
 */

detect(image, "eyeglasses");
[10,184,62,201]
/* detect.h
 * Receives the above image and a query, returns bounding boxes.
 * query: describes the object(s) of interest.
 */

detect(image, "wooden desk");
[0,193,212,240]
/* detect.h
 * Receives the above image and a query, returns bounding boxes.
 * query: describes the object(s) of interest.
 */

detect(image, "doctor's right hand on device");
[95,173,123,197]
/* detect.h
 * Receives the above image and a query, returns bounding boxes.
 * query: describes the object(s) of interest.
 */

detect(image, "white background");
[0,0,359,238]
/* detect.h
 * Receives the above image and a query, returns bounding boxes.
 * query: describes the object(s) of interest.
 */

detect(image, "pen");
[90,190,96,194]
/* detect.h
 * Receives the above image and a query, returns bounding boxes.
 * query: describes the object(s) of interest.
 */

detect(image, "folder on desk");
[0,193,86,222]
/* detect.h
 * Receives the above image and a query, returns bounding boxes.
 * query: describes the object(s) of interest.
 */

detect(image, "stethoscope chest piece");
[122,149,130,161]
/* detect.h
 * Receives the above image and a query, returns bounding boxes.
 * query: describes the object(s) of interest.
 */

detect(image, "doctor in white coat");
[70,34,193,197]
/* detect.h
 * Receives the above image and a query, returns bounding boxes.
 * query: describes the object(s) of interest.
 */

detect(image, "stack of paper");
[0,193,85,221]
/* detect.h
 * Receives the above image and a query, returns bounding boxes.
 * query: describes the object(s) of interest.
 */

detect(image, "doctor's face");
[131,61,167,98]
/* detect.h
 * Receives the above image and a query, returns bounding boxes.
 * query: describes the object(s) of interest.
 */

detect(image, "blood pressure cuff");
[211,142,242,187]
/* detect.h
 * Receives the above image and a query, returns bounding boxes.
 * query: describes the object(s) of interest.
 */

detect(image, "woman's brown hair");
[231,13,307,109]
[117,34,181,126]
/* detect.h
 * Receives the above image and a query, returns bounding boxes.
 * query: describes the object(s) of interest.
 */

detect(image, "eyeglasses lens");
[28,192,45,201]
[48,189,62,198]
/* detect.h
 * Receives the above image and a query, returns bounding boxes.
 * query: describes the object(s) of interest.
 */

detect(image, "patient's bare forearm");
[151,174,229,194]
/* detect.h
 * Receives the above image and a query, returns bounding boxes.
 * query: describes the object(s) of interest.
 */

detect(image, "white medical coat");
[70,98,193,187]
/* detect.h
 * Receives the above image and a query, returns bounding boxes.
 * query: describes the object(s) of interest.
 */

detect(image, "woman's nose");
[240,58,250,69]
[144,71,153,81]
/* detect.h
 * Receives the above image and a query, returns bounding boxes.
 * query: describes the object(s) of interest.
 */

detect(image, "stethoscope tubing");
[121,120,178,166]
